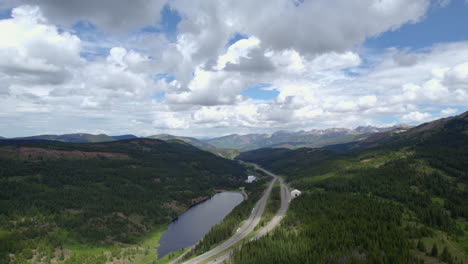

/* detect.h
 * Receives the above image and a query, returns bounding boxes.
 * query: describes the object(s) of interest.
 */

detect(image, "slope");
[236,147,336,175]
[233,112,468,264]
[0,138,246,263]
[324,112,467,152]
[14,133,117,143]
[111,134,138,140]
[148,134,216,149]
[10,133,139,143]
[204,126,407,150]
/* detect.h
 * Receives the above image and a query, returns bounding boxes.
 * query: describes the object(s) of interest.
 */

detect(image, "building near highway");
[245,175,256,183]
[291,189,301,198]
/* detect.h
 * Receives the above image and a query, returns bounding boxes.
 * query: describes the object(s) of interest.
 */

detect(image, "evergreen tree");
[417,240,426,252]
[430,243,438,257]
[440,247,453,264]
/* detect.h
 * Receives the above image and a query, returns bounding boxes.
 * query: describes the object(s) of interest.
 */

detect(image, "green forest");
[234,112,468,263]
[1,112,467,264]
[0,139,247,263]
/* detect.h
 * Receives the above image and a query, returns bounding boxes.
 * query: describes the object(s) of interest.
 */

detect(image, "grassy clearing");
[155,247,186,264]
[56,225,168,264]
[412,228,468,264]
[204,148,243,160]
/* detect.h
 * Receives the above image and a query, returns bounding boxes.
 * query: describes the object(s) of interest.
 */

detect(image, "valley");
[1,112,467,264]
[2,1,467,263]
[0,139,247,264]
[230,111,468,264]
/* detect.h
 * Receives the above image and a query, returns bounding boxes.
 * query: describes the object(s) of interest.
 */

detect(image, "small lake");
[156,192,244,259]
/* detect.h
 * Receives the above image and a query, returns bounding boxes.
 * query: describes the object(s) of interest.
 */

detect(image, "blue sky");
[366,0,468,50]
[141,5,181,42]
[241,84,278,101]
[0,0,467,137]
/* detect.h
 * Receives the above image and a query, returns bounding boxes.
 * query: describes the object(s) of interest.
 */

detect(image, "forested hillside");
[147,134,215,149]
[236,147,336,175]
[234,112,468,263]
[3,134,139,143]
[0,139,246,263]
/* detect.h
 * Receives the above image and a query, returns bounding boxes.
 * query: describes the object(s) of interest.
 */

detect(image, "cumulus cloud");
[0,1,467,137]
[153,112,190,130]
[21,0,168,32]
[0,6,157,109]
[400,111,432,124]
[443,62,468,90]
[165,68,247,106]
[73,47,155,106]
[171,0,429,56]
[0,5,81,94]
[158,0,429,100]
[440,108,458,116]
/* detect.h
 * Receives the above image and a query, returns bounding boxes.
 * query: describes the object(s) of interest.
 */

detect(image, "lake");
[156,192,244,259]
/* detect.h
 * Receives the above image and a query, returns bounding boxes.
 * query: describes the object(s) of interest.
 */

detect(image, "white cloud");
[165,68,247,106]
[267,49,306,75]
[153,112,190,130]
[0,5,81,94]
[171,0,429,56]
[21,0,168,33]
[0,2,467,138]
[400,111,432,124]
[159,0,428,99]
[440,108,457,116]
[443,62,468,90]
[215,37,261,70]
[0,6,157,112]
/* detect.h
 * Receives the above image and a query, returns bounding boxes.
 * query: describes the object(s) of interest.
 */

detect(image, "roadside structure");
[291,189,301,198]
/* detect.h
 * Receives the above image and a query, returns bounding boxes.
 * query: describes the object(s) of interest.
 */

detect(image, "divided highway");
[171,164,290,264]
[251,168,290,241]
[206,165,291,264]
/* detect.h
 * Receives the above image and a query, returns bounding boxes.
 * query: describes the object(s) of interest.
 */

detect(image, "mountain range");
[203,125,411,150]
[232,111,468,263]
[147,134,216,149]
[1,125,411,151]
[324,112,468,152]
[1,111,466,263]
[3,133,138,143]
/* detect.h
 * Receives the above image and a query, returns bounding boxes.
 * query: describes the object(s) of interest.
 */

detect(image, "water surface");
[157,192,244,258]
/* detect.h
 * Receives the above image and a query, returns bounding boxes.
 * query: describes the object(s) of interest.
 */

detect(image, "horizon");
[1,1,468,138]
[0,115,446,139]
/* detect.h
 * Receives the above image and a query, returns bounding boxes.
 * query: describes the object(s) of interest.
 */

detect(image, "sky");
[0,0,467,138]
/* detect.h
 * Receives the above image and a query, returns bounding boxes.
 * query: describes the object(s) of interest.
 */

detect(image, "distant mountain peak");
[324,111,468,152]
[147,134,215,149]
[203,125,409,150]
[9,133,138,143]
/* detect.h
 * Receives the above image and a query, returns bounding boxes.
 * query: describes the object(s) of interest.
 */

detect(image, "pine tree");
[417,240,426,252]
[430,243,438,257]
[440,247,453,264]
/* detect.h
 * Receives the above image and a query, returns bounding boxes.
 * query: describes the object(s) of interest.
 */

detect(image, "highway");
[206,165,290,264]
[170,164,290,264]
[251,169,290,240]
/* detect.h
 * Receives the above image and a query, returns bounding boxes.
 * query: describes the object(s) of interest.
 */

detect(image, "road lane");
[205,165,290,264]
[171,166,278,264]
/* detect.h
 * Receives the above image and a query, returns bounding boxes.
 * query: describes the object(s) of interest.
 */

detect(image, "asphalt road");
[180,167,277,264]
[169,164,290,264]
[251,170,290,240]
[206,165,290,264]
